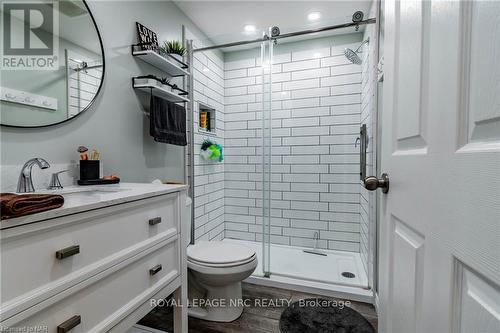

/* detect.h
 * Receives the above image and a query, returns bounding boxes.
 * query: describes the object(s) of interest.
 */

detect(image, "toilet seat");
[189,254,257,268]
[188,241,256,268]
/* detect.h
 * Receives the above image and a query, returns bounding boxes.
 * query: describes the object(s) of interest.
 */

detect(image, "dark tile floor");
[138,282,378,333]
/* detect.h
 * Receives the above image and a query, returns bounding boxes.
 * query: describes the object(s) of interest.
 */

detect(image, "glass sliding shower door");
[260,30,372,289]
[261,36,273,277]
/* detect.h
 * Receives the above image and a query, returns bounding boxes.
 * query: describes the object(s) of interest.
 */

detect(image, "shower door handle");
[363,173,390,193]
[358,124,368,180]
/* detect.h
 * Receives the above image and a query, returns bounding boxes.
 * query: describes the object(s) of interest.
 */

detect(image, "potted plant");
[159,77,172,92]
[161,40,186,63]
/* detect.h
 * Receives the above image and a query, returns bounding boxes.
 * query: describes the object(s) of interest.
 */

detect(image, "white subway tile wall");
[191,45,225,242]
[223,39,364,252]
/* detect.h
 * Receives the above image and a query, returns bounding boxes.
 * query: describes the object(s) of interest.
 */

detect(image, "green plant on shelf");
[160,40,186,57]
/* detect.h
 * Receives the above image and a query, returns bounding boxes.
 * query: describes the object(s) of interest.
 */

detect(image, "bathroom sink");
[39,186,133,205]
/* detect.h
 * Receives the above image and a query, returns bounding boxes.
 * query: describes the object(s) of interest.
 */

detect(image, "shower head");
[344,48,362,65]
[343,38,370,65]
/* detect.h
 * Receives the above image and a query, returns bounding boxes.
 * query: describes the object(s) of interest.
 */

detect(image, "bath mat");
[279,298,375,333]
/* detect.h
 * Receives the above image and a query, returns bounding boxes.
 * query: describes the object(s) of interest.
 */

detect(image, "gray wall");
[1,0,208,184]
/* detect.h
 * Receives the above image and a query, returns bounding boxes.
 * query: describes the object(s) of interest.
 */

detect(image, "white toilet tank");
[185,197,192,248]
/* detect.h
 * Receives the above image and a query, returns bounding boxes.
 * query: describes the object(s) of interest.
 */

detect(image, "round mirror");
[0,0,104,128]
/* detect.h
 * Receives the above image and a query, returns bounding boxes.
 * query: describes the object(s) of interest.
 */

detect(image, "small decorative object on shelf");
[135,22,159,51]
[161,40,186,64]
[200,139,223,162]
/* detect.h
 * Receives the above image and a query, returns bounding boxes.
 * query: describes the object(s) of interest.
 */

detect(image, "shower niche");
[198,103,216,135]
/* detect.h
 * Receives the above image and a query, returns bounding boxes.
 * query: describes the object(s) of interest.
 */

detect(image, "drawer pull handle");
[149,264,162,276]
[55,245,80,260]
[57,315,81,333]
[149,217,162,225]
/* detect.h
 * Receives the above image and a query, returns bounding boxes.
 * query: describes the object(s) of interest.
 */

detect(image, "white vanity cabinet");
[0,184,188,333]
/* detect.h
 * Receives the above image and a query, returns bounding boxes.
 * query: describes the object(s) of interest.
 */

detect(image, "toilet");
[184,198,258,322]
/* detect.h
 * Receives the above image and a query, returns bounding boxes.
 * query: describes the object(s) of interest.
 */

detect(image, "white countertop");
[1,183,188,230]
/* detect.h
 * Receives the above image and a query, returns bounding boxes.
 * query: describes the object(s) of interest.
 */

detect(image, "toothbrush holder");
[79,160,100,180]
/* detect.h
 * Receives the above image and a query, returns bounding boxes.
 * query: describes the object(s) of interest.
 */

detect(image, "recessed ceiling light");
[202,67,210,72]
[244,25,256,34]
[308,12,321,21]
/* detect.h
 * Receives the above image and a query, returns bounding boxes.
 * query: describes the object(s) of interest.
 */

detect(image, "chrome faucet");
[47,170,68,190]
[17,158,50,193]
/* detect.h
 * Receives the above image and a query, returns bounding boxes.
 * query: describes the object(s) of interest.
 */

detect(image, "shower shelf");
[132,48,190,77]
[132,77,190,103]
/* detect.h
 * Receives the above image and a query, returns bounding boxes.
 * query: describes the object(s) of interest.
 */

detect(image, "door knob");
[363,173,389,193]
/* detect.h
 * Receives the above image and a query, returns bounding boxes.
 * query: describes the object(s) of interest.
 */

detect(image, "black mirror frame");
[1,0,105,129]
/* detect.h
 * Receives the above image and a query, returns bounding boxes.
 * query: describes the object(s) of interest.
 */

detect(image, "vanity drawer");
[1,194,179,305]
[5,237,180,332]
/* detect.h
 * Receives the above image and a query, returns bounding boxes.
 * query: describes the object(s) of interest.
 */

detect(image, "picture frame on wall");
[135,22,159,51]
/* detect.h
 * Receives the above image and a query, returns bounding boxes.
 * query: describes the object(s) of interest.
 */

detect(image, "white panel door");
[379,1,500,332]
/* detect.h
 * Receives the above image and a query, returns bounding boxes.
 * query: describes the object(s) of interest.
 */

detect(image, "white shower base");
[224,239,373,303]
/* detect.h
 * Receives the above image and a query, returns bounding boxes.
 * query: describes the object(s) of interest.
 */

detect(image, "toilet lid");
[187,241,255,265]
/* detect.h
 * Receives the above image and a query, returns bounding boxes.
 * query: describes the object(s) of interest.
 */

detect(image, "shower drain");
[341,271,356,278]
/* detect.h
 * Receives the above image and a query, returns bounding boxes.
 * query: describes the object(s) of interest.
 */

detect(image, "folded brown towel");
[1,193,64,220]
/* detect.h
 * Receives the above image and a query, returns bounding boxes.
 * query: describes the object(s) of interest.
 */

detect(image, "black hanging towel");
[149,95,187,146]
